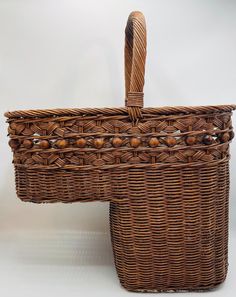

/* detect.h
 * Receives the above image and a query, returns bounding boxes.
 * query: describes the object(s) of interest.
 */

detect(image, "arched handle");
[125,11,147,121]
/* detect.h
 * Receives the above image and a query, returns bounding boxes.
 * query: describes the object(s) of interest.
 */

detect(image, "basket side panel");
[15,167,115,203]
[14,167,131,203]
[110,161,229,292]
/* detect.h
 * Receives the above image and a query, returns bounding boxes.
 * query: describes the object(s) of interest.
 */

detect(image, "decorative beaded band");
[7,112,234,169]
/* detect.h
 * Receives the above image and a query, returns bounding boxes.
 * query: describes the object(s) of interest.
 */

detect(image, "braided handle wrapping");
[125,11,147,121]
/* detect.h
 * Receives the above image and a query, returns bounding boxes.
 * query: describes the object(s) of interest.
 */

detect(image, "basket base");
[119,279,226,293]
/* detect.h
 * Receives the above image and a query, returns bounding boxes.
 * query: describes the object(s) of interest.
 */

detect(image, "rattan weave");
[5,11,236,292]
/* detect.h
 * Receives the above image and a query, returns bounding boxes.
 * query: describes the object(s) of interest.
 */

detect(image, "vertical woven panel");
[110,161,229,292]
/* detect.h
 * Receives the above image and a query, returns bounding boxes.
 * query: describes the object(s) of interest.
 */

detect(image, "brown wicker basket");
[5,11,236,292]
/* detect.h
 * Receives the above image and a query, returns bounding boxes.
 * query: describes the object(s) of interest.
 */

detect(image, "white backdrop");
[0,1,236,296]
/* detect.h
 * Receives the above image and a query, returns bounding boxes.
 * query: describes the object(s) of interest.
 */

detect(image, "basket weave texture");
[5,11,236,292]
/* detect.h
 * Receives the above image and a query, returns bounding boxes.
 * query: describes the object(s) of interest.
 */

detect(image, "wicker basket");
[5,11,236,292]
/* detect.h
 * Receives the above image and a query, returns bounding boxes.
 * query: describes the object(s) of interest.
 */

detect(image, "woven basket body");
[5,11,235,292]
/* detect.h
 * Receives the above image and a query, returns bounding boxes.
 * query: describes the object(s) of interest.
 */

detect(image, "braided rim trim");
[4,104,236,119]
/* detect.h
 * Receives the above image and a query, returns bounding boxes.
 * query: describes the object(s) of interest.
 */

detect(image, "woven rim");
[4,104,236,119]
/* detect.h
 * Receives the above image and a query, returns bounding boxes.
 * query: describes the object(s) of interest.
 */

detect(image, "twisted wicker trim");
[4,104,236,119]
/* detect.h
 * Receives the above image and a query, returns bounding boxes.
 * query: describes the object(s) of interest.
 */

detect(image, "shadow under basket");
[5,11,236,292]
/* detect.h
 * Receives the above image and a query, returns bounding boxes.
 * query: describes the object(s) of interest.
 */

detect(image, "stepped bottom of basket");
[118,279,226,292]
[13,160,229,292]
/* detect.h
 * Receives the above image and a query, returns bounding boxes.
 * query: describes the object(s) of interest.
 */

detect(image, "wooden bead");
[39,140,50,149]
[76,138,86,148]
[112,137,123,148]
[149,137,159,147]
[165,136,176,147]
[220,132,230,143]
[22,139,33,149]
[8,139,20,149]
[94,138,104,149]
[130,137,141,148]
[203,135,213,145]
[55,139,68,149]
[185,136,196,145]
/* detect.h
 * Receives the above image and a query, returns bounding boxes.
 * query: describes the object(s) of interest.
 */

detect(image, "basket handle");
[125,11,147,121]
